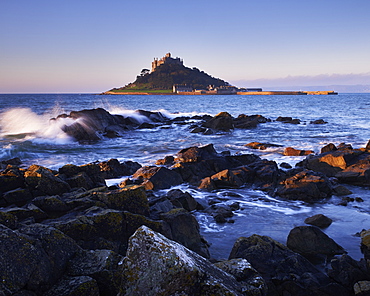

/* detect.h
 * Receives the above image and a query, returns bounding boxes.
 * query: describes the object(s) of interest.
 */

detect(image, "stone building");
[151,53,183,72]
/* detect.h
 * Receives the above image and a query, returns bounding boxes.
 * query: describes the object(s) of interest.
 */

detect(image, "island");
[102,53,337,95]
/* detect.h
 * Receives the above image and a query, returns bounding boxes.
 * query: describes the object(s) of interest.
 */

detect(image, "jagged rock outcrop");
[121,225,263,295]
[229,234,346,296]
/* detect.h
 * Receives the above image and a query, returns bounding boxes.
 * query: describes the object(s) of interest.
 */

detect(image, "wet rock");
[3,187,33,206]
[334,154,370,186]
[304,214,333,228]
[205,203,234,223]
[276,169,333,201]
[279,162,292,169]
[161,208,210,258]
[201,166,255,190]
[283,147,314,156]
[214,258,267,296]
[44,276,99,296]
[0,166,25,196]
[121,226,249,295]
[287,226,346,257]
[149,197,175,220]
[366,140,370,151]
[98,158,141,179]
[338,143,353,150]
[67,249,123,296]
[165,189,198,211]
[310,119,327,124]
[229,234,343,296]
[202,111,234,131]
[333,184,353,196]
[276,116,301,124]
[248,160,280,191]
[132,166,183,190]
[155,155,175,166]
[328,255,370,291]
[244,142,282,150]
[176,144,219,163]
[321,143,338,153]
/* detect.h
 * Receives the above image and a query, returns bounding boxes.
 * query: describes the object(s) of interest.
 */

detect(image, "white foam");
[0,107,74,144]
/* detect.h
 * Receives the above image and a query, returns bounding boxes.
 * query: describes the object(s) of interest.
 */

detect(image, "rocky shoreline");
[1,108,370,295]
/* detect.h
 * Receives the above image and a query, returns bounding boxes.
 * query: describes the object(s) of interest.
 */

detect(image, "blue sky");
[1,0,370,93]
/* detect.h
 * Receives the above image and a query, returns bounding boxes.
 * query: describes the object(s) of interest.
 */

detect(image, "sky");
[1,0,370,93]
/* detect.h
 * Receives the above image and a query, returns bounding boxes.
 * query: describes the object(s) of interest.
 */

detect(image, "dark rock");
[25,165,71,197]
[0,166,26,195]
[360,229,370,260]
[202,111,234,131]
[333,184,353,196]
[214,258,267,296]
[18,224,81,290]
[338,143,353,150]
[155,155,175,166]
[0,211,18,229]
[280,162,292,169]
[276,169,333,201]
[328,255,370,290]
[276,116,301,124]
[366,140,370,151]
[244,142,282,150]
[304,214,333,228]
[249,160,280,191]
[176,144,219,163]
[44,276,99,296]
[121,226,254,295]
[287,226,345,257]
[132,166,183,190]
[321,143,338,153]
[310,119,328,124]
[149,198,175,220]
[233,114,270,129]
[161,208,210,258]
[1,157,22,166]
[205,203,234,223]
[229,234,344,296]
[3,187,33,206]
[67,249,123,296]
[93,185,149,216]
[32,195,71,217]
[165,189,198,211]
[202,166,255,189]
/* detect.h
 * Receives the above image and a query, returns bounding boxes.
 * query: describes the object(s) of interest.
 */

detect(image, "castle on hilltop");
[151,53,183,72]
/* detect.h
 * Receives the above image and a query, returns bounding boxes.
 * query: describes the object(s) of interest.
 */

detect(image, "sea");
[1,93,370,263]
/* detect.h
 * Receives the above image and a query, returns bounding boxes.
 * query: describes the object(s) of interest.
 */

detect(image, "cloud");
[230,72,370,89]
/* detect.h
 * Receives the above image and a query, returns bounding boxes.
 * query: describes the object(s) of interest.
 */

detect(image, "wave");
[0,107,74,144]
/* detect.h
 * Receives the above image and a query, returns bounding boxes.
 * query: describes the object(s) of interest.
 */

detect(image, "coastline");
[101,90,338,95]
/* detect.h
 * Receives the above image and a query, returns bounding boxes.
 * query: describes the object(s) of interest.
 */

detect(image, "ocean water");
[1,93,370,261]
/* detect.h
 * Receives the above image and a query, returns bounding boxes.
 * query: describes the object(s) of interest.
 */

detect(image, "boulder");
[67,249,123,296]
[328,255,370,290]
[165,189,198,211]
[44,276,99,296]
[283,147,314,156]
[276,169,333,201]
[132,166,183,190]
[244,142,282,150]
[321,143,337,154]
[161,208,210,258]
[24,165,71,197]
[93,185,149,216]
[310,119,327,124]
[214,258,267,296]
[276,116,301,124]
[334,155,370,186]
[202,111,234,131]
[287,226,345,257]
[304,214,333,228]
[229,234,345,296]
[121,226,254,295]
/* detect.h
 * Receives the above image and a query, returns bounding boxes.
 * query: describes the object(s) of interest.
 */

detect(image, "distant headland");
[102,53,337,95]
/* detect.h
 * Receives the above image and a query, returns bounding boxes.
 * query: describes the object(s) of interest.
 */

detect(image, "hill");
[108,53,229,93]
